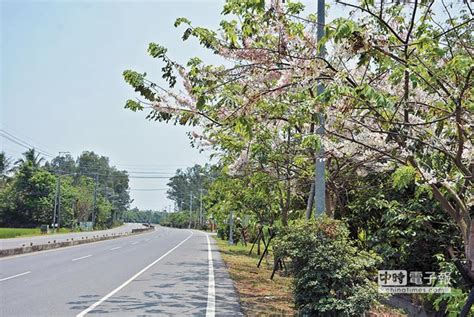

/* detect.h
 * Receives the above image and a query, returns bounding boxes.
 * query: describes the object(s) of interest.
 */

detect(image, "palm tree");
[15,149,45,168]
[0,151,13,185]
[0,151,11,175]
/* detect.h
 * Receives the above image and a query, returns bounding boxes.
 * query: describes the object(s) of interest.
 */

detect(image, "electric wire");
[0,129,55,158]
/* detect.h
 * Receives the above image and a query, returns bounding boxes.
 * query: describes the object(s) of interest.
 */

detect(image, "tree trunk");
[325,187,335,218]
[306,182,315,219]
[431,183,472,277]
[257,235,261,255]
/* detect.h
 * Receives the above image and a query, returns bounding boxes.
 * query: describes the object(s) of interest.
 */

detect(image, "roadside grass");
[0,227,73,239]
[0,228,42,239]
[214,237,295,316]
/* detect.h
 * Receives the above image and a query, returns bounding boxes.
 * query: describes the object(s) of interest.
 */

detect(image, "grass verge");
[0,227,77,239]
[214,237,295,316]
[0,228,43,239]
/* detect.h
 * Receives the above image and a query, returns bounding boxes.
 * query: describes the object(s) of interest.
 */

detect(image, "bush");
[274,218,382,316]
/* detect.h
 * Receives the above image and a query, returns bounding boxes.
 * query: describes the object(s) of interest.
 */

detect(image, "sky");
[0,0,325,211]
[1,0,229,211]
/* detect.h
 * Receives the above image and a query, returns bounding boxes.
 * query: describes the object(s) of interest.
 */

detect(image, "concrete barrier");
[0,226,156,257]
[131,226,155,234]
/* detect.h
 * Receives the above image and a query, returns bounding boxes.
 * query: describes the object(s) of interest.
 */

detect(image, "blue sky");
[1,0,324,210]
[1,0,230,210]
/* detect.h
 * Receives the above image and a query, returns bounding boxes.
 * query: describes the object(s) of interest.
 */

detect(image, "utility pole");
[72,199,77,229]
[57,175,61,228]
[92,174,98,228]
[313,0,326,217]
[199,188,203,227]
[188,192,193,228]
[53,175,60,231]
[228,209,234,245]
[53,151,70,230]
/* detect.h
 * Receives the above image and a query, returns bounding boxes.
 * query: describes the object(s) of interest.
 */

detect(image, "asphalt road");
[0,226,242,316]
[0,223,146,250]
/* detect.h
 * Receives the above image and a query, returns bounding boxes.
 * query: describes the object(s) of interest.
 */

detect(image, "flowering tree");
[123,0,472,271]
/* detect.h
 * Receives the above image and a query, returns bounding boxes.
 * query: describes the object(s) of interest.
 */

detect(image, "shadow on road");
[67,238,241,316]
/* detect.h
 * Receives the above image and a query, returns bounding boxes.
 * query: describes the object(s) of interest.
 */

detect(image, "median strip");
[0,271,31,282]
[72,255,92,262]
[0,226,155,258]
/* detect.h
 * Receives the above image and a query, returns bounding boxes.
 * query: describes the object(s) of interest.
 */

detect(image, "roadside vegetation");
[215,232,406,317]
[159,164,217,229]
[0,227,45,239]
[124,0,473,315]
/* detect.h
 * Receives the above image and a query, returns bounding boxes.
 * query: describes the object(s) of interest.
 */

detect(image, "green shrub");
[274,218,382,316]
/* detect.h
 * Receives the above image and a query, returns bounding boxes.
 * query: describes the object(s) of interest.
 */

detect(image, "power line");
[49,171,172,180]
[129,188,168,191]
[114,163,191,168]
[125,171,174,175]
[0,129,54,157]
[128,176,171,179]
[0,129,54,158]
[1,134,54,158]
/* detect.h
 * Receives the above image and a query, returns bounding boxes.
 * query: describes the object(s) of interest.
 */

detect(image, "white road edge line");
[110,247,121,251]
[206,234,216,317]
[0,271,31,282]
[76,231,194,317]
[72,255,92,262]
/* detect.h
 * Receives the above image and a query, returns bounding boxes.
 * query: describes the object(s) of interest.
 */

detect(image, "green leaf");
[174,17,191,27]
[302,135,322,151]
[124,99,144,112]
[148,43,167,59]
[392,165,417,190]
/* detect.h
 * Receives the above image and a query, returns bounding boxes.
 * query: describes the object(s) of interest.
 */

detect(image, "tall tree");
[15,149,45,168]
[123,0,472,268]
[167,164,216,212]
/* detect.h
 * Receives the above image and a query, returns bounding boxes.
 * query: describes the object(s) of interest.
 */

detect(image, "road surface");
[0,226,241,316]
[0,223,145,250]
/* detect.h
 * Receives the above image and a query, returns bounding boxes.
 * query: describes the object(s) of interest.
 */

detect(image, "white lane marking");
[76,231,194,317]
[131,241,139,245]
[145,239,150,242]
[72,255,92,262]
[110,247,122,251]
[0,271,31,282]
[206,234,216,317]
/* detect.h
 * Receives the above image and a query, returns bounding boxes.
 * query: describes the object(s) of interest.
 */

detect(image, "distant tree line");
[0,149,131,229]
[121,207,166,224]
[165,164,218,229]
